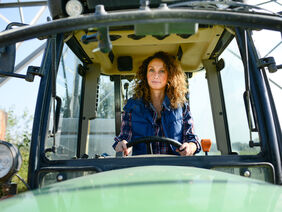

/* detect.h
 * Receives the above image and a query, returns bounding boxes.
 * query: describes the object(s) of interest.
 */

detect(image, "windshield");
[190,38,260,155]
[44,34,267,159]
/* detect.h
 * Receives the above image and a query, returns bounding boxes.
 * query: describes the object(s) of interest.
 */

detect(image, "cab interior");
[64,23,232,156]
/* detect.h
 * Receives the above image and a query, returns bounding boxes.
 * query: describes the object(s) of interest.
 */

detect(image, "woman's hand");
[176,142,197,156]
[115,140,132,156]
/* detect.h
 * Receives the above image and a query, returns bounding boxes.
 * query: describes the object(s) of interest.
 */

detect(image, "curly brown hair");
[134,51,188,109]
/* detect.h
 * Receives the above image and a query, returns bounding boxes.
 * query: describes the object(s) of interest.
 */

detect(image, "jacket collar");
[162,95,171,111]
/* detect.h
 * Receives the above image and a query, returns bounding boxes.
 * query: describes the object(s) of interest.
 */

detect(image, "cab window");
[45,44,83,160]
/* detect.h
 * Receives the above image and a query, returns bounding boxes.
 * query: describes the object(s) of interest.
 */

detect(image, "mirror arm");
[0,71,26,79]
[0,66,42,82]
[25,66,43,82]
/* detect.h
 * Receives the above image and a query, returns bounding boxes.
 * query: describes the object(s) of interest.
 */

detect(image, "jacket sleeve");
[182,103,201,154]
[112,111,132,150]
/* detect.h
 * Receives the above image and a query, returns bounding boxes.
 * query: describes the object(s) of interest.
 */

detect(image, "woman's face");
[146,58,168,92]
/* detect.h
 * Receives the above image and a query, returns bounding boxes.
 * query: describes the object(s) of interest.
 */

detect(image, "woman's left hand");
[176,142,197,156]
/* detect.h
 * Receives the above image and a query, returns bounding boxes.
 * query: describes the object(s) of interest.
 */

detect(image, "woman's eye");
[160,70,165,73]
[149,69,154,72]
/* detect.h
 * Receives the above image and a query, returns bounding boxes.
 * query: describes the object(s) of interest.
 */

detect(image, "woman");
[113,51,201,156]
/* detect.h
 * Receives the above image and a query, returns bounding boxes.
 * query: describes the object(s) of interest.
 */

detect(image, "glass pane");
[220,40,260,155]
[88,76,115,157]
[189,72,218,155]
[45,44,83,160]
[252,29,282,128]
[87,76,136,157]
[121,78,134,107]
[96,76,115,119]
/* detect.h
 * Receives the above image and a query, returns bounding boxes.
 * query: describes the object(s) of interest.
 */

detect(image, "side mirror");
[0,22,42,82]
[0,23,25,77]
[0,43,15,76]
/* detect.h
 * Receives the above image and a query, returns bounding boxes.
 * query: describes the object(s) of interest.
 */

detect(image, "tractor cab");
[0,0,281,200]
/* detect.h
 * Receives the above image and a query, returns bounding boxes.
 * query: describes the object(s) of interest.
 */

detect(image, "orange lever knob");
[201,139,212,153]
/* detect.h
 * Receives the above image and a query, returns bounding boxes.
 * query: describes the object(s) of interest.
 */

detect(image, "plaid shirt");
[113,102,201,154]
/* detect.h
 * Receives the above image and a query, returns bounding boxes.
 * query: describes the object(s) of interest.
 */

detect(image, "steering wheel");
[116,136,182,157]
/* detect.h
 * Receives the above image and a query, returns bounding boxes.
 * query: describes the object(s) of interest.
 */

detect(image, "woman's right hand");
[115,140,132,156]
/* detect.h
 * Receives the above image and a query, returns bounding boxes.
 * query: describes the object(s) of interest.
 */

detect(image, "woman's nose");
[153,71,159,79]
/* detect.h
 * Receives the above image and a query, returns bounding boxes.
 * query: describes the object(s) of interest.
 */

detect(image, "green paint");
[0,166,281,212]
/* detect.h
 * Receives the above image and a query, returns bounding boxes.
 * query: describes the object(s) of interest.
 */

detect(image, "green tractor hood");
[1,166,282,211]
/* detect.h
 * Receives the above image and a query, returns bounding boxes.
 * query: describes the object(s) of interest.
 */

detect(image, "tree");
[5,107,32,148]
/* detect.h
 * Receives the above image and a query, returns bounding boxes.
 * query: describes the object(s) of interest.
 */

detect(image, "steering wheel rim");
[127,136,182,154]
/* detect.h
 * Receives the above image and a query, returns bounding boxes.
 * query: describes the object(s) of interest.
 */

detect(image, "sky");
[0,0,281,146]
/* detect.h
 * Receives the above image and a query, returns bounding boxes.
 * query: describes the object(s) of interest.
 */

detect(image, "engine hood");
[1,166,282,211]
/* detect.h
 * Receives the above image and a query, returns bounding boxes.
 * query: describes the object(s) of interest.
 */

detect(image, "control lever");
[201,139,212,156]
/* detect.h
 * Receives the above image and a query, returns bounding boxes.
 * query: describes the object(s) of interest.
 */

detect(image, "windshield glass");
[45,33,267,159]
[220,39,260,155]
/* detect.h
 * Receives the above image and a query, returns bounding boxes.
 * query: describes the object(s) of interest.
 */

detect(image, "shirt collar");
[146,95,171,112]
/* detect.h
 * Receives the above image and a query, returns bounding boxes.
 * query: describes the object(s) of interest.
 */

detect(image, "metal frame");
[112,75,122,136]
[0,1,47,8]
[27,34,64,188]
[0,8,281,47]
[235,28,282,184]
[203,59,232,155]
[77,63,101,157]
